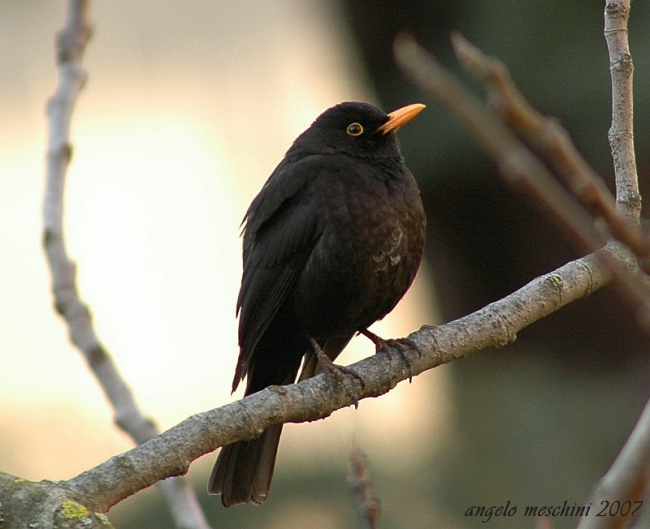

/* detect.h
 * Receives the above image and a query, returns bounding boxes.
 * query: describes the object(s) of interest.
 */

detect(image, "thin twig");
[393,34,650,317]
[393,35,603,253]
[42,2,211,527]
[576,3,648,529]
[395,26,650,529]
[604,0,639,218]
[451,32,650,271]
[348,439,381,529]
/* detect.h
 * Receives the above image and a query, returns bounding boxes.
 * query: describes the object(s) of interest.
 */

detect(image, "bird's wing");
[232,156,324,391]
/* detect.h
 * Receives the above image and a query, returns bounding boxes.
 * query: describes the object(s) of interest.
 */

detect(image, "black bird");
[208,101,426,507]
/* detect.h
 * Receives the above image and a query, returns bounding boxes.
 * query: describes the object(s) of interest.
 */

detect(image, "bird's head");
[289,101,425,160]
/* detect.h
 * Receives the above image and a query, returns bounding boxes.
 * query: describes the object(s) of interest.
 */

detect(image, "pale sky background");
[0,0,449,489]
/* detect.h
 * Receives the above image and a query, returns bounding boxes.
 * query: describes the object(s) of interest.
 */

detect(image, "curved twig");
[42,1,211,527]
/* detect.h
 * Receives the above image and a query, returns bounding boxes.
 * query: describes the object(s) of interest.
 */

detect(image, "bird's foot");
[309,338,364,407]
[360,329,419,382]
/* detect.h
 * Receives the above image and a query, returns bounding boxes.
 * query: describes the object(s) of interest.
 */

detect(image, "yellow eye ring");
[346,122,364,136]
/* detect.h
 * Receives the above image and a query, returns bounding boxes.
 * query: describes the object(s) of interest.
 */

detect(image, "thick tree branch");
[55,247,622,513]
[40,1,211,527]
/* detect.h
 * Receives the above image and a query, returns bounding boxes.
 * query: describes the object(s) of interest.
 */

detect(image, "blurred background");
[1,1,650,528]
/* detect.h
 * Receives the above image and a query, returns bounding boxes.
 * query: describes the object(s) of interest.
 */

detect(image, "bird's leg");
[309,337,364,405]
[359,329,419,382]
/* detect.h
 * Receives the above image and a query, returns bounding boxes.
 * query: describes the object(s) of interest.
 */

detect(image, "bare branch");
[576,395,650,529]
[576,3,648,529]
[451,33,650,269]
[0,472,113,529]
[348,440,381,529]
[604,0,639,218]
[7,1,638,523]
[393,34,650,317]
[393,35,605,255]
[55,247,621,513]
[42,2,211,527]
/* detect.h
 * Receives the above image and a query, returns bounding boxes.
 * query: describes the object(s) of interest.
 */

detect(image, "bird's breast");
[294,162,425,337]
[371,217,406,271]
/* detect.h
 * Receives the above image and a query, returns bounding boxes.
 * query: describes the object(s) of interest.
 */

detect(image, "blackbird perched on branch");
[208,101,426,507]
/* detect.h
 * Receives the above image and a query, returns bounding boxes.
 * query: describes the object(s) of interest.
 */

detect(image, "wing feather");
[232,157,325,391]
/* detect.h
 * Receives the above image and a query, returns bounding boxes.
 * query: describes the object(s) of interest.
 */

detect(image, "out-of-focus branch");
[394,35,604,254]
[604,0,639,219]
[538,516,556,529]
[348,440,381,529]
[40,2,211,527]
[393,34,650,317]
[576,395,650,529]
[450,33,650,270]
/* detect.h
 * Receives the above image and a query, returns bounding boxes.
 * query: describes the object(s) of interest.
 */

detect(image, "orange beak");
[378,103,426,135]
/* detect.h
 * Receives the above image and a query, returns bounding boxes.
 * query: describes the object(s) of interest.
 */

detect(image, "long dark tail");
[208,334,300,507]
[208,334,351,507]
[208,424,283,506]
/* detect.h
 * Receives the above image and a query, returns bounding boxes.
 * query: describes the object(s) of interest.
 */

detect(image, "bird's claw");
[360,329,419,382]
[310,338,364,407]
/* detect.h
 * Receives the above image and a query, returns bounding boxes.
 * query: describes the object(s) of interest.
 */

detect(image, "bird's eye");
[346,122,364,137]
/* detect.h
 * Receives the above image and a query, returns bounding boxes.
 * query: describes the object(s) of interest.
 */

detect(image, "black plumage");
[208,101,426,507]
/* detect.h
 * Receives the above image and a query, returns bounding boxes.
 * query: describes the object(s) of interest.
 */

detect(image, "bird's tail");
[208,335,350,507]
[208,423,283,507]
